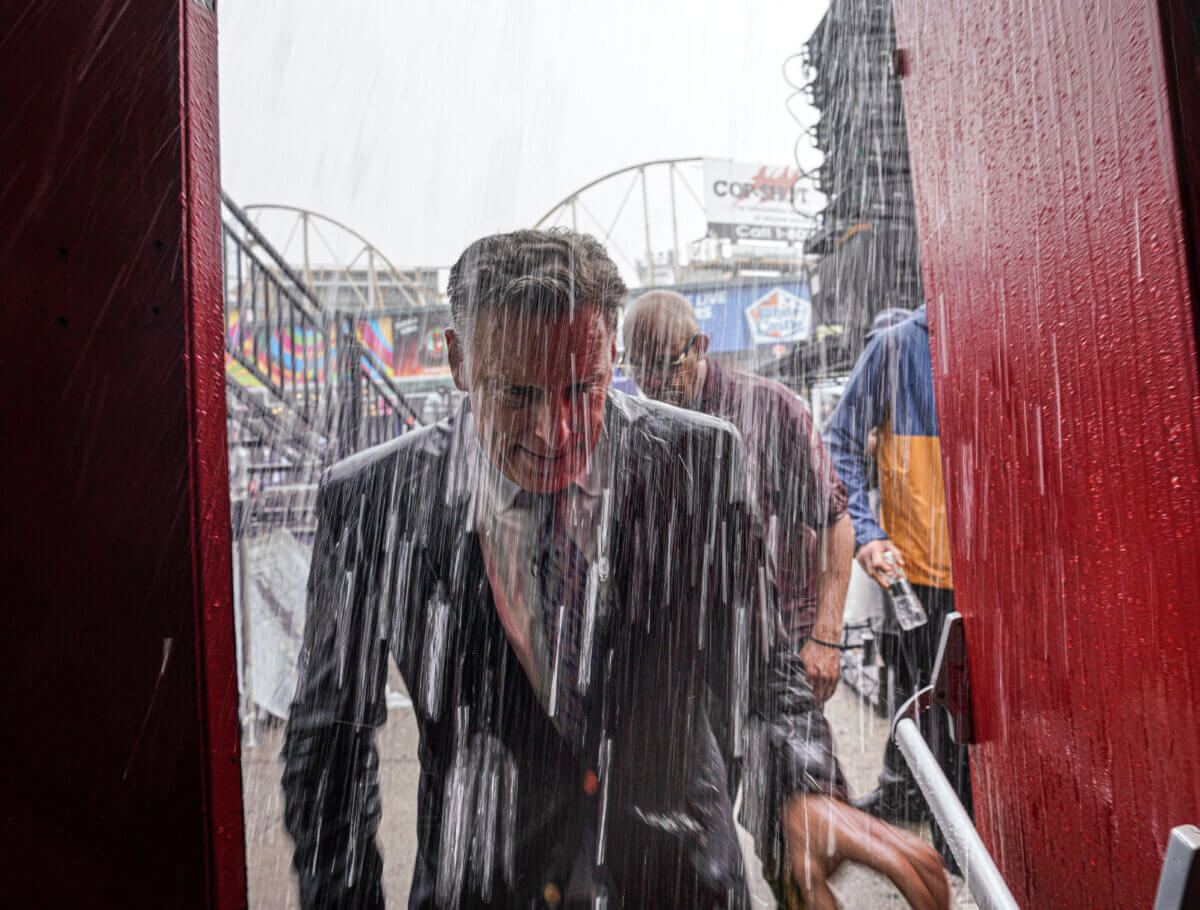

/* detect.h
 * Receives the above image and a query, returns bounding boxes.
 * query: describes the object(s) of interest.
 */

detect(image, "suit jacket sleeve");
[281,471,390,910]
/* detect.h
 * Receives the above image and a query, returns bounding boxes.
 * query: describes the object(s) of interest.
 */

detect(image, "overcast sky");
[218,1,829,270]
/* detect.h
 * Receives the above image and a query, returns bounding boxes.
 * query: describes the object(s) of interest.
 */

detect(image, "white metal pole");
[894,717,1019,910]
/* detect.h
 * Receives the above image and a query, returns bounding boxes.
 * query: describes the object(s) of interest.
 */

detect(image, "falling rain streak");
[8,0,1200,905]
[209,0,1200,908]
[217,2,976,908]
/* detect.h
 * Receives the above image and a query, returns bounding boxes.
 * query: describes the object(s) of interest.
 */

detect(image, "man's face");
[623,320,706,408]
[448,305,615,494]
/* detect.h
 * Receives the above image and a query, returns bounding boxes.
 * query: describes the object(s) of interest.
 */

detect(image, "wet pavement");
[241,681,976,908]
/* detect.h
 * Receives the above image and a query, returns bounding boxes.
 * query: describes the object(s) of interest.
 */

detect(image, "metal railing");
[891,614,1020,910]
[896,615,1200,910]
[222,193,430,739]
[1155,825,1200,909]
[221,193,423,535]
[223,194,332,434]
[892,700,1018,910]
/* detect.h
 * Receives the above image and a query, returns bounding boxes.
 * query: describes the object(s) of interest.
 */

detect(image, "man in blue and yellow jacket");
[825,305,972,870]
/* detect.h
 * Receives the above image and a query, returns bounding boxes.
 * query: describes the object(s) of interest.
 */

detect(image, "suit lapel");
[420,395,647,741]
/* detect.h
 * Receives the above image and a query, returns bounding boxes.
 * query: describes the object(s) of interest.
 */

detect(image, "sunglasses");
[618,332,700,376]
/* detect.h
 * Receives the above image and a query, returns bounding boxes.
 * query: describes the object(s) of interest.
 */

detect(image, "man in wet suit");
[283,229,948,909]
[824,305,972,871]
[621,290,855,704]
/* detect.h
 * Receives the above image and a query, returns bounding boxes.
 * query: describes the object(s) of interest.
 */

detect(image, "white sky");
[218,0,829,270]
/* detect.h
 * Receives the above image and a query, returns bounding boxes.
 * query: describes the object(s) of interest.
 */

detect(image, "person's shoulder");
[609,388,739,443]
[873,310,927,350]
[847,322,906,380]
[720,363,805,412]
[607,390,749,481]
[889,317,926,346]
[322,416,452,492]
[609,392,757,512]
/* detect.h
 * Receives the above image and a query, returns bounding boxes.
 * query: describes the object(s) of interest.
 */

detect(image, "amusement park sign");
[703,158,813,244]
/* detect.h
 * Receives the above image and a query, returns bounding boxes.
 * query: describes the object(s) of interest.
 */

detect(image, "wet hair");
[447,229,627,342]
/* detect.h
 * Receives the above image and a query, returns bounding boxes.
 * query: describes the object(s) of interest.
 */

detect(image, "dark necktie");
[530,491,592,748]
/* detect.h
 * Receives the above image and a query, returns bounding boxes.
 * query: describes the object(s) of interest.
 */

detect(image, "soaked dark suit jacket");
[282,391,846,909]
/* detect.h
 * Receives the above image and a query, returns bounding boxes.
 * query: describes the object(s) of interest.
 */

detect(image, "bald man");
[623,290,855,703]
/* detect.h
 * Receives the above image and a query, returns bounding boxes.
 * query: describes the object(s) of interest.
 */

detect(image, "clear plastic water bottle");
[883,551,928,631]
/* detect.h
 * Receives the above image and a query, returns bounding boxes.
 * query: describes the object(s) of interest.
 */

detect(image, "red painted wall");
[0,1,246,905]
[893,0,1200,905]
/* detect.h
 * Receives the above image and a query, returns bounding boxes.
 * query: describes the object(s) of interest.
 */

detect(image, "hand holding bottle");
[882,550,928,631]
[855,538,905,587]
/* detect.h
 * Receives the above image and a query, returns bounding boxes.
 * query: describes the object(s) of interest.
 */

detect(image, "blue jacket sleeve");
[824,333,893,550]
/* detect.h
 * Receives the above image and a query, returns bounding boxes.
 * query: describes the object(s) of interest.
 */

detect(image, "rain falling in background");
[224,0,977,906]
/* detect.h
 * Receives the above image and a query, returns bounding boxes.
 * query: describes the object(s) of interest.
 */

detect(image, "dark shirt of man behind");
[282,230,948,909]
[622,290,856,705]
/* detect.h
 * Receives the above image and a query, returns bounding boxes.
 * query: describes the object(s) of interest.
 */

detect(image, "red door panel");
[0,1,245,905]
[893,0,1200,905]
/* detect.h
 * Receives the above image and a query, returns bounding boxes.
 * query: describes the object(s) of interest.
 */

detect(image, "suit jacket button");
[583,770,599,796]
[543,882,562,905]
